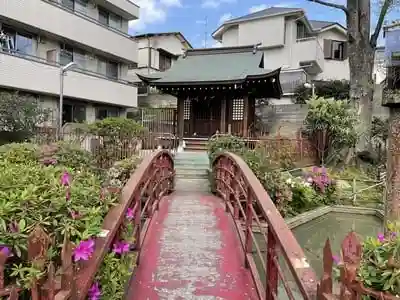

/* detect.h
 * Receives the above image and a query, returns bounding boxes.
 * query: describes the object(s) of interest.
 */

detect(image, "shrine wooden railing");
[212,152,318,300]
[0,150,174,300]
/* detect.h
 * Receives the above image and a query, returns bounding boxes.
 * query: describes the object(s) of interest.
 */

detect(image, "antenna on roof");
[203,16,208,48]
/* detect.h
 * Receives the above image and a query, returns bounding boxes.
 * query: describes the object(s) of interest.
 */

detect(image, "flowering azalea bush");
[332,223,400,298]
[0,141,140,297]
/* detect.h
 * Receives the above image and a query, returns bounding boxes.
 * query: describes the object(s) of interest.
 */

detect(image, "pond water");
[253,212,383,298]
[292,212,383,277]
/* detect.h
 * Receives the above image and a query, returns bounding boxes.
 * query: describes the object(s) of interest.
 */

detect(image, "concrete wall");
[258,86,389,137]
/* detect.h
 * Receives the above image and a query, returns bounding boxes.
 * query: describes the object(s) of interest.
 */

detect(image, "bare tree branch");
[370,0,392,48]
[308,0,349,16]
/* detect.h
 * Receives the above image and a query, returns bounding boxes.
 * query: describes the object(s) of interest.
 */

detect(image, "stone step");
[175,178,210,192]
[175,168,208,176]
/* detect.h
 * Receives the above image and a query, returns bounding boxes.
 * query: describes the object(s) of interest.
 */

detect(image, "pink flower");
[61,171,70,186]
[332,255,340,264]
[0,246,10,257]
[113,241,130,255]
[377,233,385,243]
[88,282,101,300]
[126,208,134,220]
[73,239,95,262]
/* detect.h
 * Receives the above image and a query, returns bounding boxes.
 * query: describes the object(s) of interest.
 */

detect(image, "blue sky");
[128,0,390,48]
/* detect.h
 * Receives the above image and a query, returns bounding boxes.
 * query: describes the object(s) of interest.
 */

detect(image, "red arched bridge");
[3,150,377,300]
[123,150,318,300]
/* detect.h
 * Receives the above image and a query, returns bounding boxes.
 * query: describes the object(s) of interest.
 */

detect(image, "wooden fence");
[244,131,318,165]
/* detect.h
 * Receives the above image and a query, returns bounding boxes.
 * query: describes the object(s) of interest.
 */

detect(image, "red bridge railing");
[0,150,174,300]
[212,152,318,300]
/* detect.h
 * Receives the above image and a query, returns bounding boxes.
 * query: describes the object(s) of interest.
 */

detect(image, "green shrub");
[207,135,246,161]
[88,117,146,138]
[304,97,358,164]
[39,141,96,171]
[0,160,119,288]
[0,143,38,164]
[294,80,350,104]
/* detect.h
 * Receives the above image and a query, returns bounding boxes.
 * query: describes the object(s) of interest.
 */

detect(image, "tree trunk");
[347,0,375,153]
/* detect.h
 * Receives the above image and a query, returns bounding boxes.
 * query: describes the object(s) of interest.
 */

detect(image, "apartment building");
[129,32,192,107]
[0,0,139,125]
[212,7,349,103]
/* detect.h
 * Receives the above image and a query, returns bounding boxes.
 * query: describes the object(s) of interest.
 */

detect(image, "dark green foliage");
[294,80,350,104]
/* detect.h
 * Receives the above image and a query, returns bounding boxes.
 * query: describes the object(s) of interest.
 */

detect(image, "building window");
[73,48,86,69]
[106,61,119,79]
[159,53,172,71]
[62,102,86,124]
[0,27,33,55]
[98,7,123,30]
[60,44,74,65]
[232,98,244,120]
[296,22,311,39]
[61,0,89,15]
[324,39,347,60]
[96,106,120,120]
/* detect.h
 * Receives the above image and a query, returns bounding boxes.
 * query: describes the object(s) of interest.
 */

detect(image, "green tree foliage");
[304,97,358,164]
[0,91,49,144]
[294,80,350,104]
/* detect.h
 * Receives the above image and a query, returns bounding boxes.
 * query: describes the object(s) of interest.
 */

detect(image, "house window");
[324,39,347,60]
[296,22,310,39]
[332,41,344,60]
[62,102,86,124]
[159,53,172,71]
[96,106,120,120]
[98,7,123,30]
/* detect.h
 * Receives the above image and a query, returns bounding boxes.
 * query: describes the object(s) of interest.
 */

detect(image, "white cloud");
[219,13,233,24]
[249,4,268,13]
[129,0,181,32]
[160,0,182,7]
[201,0,236,8]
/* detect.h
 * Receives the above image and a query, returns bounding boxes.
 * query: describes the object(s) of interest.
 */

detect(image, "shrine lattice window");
[232,98,244,120]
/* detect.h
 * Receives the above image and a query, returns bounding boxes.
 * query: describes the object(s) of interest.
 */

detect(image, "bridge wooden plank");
[125,191,258,300]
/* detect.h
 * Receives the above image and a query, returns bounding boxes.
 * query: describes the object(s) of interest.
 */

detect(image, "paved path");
[126,192,258,300]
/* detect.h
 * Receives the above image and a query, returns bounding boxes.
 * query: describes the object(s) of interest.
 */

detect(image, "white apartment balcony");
[97,0,139,19]
[0,0,138,63]
[294,37,324,74]
[0,50,137,107]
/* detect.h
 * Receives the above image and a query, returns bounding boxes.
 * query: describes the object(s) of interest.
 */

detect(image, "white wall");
[218,15,349,81]
[238,16,285,47]
[0,0,138,63]
[0,52,137,107]
[221,26,239,47]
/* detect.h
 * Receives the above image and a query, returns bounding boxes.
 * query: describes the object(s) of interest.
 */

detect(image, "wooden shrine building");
[137,45,283,141]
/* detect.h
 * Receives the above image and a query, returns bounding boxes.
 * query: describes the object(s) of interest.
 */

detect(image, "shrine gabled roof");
[136,45,281,86]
